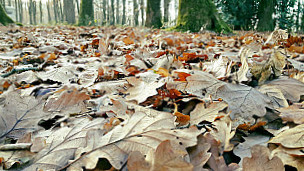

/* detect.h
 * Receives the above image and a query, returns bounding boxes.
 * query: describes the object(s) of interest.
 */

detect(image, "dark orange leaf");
[174,72,191,81]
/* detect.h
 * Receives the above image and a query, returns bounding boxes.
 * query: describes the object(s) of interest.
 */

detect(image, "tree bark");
[116,0,119,24]
[63,0,75,24]
[15,0,18,22]
[133,0,139,26]
[257,0,275,31]
[176,0,231,32]
[0,3,14,25]
[75,0,79,14]
[122,0,126,25]
[145,0,162,28]
[39,0,42,23]
[78,0,94,26]
[47,0,51,23]
[18,0,22,23]
[140,0,144,25]
[110,0,114,25]
[164,0,170,23]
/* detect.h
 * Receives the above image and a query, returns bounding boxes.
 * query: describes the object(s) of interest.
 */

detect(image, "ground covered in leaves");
[0,26,304,171]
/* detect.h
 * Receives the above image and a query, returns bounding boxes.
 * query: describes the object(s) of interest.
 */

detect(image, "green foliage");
[218,0,259,30]
[277,0,296,30]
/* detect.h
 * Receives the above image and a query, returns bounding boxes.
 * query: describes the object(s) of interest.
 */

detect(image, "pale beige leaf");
[66,112,201,170]
[269,124,304,148]
[188,134,211,171]
[37,66,78,84]
[278,103,304,124]
[24,118,105,171]
[272,146,304,170]
[258,85,288,108]
[190,101,228,125]
[243,145,284,171]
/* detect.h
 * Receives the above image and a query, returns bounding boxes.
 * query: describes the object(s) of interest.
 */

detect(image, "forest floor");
[0,26,303,170]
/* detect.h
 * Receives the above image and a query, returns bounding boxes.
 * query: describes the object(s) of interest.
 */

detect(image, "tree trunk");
[47,0,51,23]
[18,0,22,23]
[39,0,42,23]
[133,0,138,26]
[176,0,231,32]
[53,0,57,23]
[59,0,64,22]
[102,0,106,25]
[257,0,275,31]
[140,0,144,25]
[122,0,126,25]
[145,0,162,28]
[29,0,33,24]
[78,0,94,26]
[64,0,75,24]
[33,0,36,25]
[75,0,79,14]
[296,1,301,32]
[116,0,119,24]
[15,0,18,22]
[0,3,14,25]
[164,0,170,23]
[110,0,114,25]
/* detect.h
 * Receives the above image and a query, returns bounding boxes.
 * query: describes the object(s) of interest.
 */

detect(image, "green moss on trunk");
[78,0,94,26]
[0,3,14,26]
[145,0,162,28]
[175,0,231,33]
[257,0,275,31]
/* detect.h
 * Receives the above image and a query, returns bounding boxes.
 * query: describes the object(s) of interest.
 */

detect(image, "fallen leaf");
[243,145,284,171]
[188,134,211,171]
[271,146,304,170]
[278,103,304,124]
[269,124,304,148]
[128,140,193,171]
[65,112,201,170]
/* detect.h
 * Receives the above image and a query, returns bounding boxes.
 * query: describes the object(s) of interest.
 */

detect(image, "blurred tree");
[0,3,14,25]
[146,0,162,28]
[140,0,144,25]
[78,0,94,25]
[63,0,75,24]
[133,0,139,26]
[110,0,114,25]
[257,0,276,31]
[163,0,170,24]
[219,0,258,30]
[116,0,119,24]
[176,0,231,32]
[277,0,296,30]
[122,0,126,25]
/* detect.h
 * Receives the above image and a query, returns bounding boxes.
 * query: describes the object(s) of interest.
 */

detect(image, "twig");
[1,67,40,78]
[0,143,32,151]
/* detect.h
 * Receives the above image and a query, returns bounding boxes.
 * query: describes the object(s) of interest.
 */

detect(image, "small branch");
[1,67,40,78]
[0,143,32,151]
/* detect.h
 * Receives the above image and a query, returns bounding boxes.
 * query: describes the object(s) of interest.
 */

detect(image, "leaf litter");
[0,26,304,170]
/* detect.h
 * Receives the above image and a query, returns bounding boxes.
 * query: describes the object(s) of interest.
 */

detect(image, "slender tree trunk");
[257,0,275,31]
[15,0,18,22]
[102,0,106,25]
[39,0,42,23]
[0,3,14,25]
[63,0,75,24]
[33,0,36,25]
[122,0,126,25]
[176,0,231,32]
[164,0,170,23]
[75,0,79,14]
[18,0,22,23]
[110,0,114,25]
[29,0,33,24]
[140,0,144,26]
[296,1,301,32]
[145,0,162,28]
[53,0,57,23]
[59,0,64,22]
[47,0,51,23]
[78,0,94,25]
[133,0,138,26]
[116,0,119,24]
[107,0,110,24]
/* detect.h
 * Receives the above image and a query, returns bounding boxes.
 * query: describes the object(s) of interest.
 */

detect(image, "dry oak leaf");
[167,70,225,98]
[233,134,270,167]
[127,140,193,171]
[215,83,273,128]
[243,145,284,171]
[24,118,106,171]
[278,103,304,124]
[37,66,78,84]
[190,101,228,125]
[44,87,90,113]
[125,77,166,104]
[269,124,304,148]
[65,112,201,170]
[0,92,52,141]
[188,134,212,171]
[262,77,304,103]
[258,85,289,108]
[271,146,304,170]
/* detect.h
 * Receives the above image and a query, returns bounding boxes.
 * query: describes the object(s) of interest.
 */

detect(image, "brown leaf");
[44,87,90,113]
[243,145,284,171]
[272,146,304,170]
[188,134,211,171]
[278,103,304,124]
[128,140,193,171]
